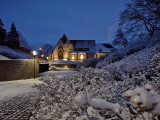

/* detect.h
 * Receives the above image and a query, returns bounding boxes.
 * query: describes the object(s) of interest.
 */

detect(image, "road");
[0,69,77,100]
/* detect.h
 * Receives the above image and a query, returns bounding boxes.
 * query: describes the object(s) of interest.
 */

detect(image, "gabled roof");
[96,43,114,53]
[70,40,95,53]
[60,34,68,43]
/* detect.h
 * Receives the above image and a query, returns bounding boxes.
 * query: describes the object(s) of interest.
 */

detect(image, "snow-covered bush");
[77,57,100,69]
[75,84,160,120]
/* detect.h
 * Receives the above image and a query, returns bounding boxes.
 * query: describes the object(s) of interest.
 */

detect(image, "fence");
[0,59,39,81]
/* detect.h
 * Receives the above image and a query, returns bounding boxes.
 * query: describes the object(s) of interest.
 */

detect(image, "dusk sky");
[0,0,126,50]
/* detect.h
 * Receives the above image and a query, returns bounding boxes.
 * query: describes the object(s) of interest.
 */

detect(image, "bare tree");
[112,28,128,47]
[119,0,160,40]
[42,43,53,57]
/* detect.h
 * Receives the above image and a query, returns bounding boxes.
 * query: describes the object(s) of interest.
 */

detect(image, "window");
[72,54,75,60]
[80,54,84,60]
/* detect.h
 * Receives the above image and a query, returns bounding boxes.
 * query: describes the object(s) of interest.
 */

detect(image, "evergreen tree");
[0,19,6,45]
[7,22,20,47]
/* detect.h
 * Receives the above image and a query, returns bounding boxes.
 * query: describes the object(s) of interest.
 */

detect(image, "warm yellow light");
[80,54,84,60]
[63,58,67,61]
[47,57,48,59]
[54,58,58,60]
[72,55,75,60]
[39,48,42,51]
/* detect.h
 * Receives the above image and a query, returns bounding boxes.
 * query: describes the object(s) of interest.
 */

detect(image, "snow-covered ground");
[40,68,77,78]
[0,45,32,59]
[0,69,77,101]
[0,78,43,101]
[49,60,79,64]
[0,54,10,60]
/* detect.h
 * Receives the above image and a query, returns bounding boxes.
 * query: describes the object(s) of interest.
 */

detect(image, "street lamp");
[47,57,48,60]
[32,51,37,79]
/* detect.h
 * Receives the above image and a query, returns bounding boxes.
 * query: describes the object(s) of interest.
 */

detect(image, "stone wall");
[0,59,39,81]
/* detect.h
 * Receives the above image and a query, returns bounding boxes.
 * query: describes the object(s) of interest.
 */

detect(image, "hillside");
[0,45,32,59]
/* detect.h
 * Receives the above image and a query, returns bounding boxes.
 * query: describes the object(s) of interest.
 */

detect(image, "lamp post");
[41,54,44,62]
[32,51,37,79]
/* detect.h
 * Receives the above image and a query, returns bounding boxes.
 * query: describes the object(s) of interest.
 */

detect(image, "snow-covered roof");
[96,43,113,53]
[70,40,95,53]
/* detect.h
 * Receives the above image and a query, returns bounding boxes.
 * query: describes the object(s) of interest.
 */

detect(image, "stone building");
[49,34,114,62]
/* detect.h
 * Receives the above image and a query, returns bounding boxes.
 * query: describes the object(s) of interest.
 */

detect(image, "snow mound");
[0,55,10,60]
[0,45,32,59]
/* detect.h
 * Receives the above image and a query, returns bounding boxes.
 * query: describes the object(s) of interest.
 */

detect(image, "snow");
[39,70,77,78]
[95,43,112,53]
[0,54,10,60]
[29,29,160,119]
[0,78,43,101]
[0,45,32,59]
[49,60,79,64]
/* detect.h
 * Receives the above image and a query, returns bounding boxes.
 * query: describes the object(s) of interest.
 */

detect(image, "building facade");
[49,34,114,62]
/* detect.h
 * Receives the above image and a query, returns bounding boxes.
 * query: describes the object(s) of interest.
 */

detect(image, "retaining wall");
[0,59,39,81]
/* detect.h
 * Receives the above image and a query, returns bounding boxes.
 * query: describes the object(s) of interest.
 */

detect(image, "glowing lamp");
[32,51,37,56]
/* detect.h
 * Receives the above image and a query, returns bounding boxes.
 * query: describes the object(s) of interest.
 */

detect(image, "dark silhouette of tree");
[0,19,6,45]
[112,29,128,47]
[118,0,160,41]
[42,43,53,57]
[7,22,20,47]
[18,31,30,49]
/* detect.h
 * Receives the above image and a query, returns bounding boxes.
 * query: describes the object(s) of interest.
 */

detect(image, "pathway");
[0,68,77,120]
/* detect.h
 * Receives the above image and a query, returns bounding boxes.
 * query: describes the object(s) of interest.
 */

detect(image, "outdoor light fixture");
[32,51,37,79]
[47,57,48,60]
[39,48,42,51]
[32,51,37,56]
[41,55,44,57]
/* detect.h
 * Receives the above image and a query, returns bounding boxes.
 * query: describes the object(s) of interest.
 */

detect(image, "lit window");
[72,54,75,60]
[80,54,84,60]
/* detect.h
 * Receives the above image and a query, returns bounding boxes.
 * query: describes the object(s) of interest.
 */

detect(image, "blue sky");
[0,0,126,50]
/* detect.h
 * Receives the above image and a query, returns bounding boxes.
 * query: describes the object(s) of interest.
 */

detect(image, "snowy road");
[39,70,77,78]
[0,78,42,100]
[0,69,77,100]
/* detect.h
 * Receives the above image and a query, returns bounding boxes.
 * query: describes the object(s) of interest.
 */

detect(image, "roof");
[96,43,114,53]
[70,40,95,53]
[60,34,68,43]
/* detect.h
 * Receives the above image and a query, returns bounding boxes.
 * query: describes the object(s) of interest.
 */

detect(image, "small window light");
[80,54,84,60]
[72,54,75,60]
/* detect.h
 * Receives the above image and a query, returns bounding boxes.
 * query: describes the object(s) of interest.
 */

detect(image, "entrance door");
[58,49,63,60]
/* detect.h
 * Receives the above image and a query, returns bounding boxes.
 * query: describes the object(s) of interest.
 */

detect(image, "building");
[49,34,114,62]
